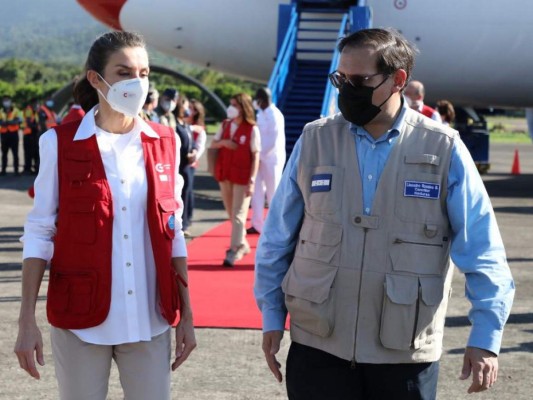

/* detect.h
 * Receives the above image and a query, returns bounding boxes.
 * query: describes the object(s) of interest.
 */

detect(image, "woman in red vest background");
[210,93,260,267]
[14,31,196,399]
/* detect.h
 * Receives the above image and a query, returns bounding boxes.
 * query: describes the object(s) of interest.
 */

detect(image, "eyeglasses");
[328,71,387,89]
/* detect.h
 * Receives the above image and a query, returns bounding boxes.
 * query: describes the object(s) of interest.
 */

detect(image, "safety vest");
[0,108,22,134]
[214,119,254,185]
[39,105,57,130]
[47,120,181,329]
[23,106,38,135]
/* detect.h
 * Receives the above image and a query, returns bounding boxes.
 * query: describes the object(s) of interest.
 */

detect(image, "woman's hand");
[14,321,45,379]
[221,139,238,150]
[172,314,196,370]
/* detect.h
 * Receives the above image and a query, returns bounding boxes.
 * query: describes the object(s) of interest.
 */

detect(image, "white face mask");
[252,100,259,111]
[226,105,239,119]
[97,74,149,117]
[2,100,11,109]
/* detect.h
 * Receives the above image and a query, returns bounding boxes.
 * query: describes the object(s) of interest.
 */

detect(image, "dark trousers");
[286,342,439,400]
[1,132,19,173]
[186,167,196,224]
[23,132,38,172]
[180,166,192,230]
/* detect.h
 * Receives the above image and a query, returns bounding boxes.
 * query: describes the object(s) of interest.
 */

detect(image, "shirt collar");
[73,106,160,141]
[350,98,408,142]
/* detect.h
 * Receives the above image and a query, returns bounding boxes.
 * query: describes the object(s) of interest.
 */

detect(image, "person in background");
[254,28,514,398]
[141,85,159,123]
[35,97,58,173]
[436,99,456,127]
[0,95,22,176]
[14,31,196,400]
[247,87,286,235]
[61,102,86,125]
[184,98,207,232]
[210,93,260,267]
[173,95,194,237]
[155,88,178,129]
[22,98,40,174]
[404,80,442,122]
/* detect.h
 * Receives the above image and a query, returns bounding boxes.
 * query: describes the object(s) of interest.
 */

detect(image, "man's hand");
[262,330,284,382]
[460,346,498,393]
[172,316,197,370]
[14,322,44,379]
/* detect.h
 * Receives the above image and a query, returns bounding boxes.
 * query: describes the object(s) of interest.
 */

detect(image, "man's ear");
[86,70,102,90]
[392,69,408,93]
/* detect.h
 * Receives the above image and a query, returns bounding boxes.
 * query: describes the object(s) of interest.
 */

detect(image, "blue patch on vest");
[311,174,332,192]
[168,214,175,230]
[404,181,440,199]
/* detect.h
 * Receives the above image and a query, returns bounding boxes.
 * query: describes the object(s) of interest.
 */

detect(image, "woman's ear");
[86,70,101,90]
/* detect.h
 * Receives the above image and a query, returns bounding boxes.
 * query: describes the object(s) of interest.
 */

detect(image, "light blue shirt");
[254,103,515,355]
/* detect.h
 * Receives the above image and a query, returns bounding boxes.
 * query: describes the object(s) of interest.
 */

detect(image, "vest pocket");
[48,269,97,316]
[67,200,96,244]
[158,197,179,239]
[380,274,444,350]
[282,259,338,337]
[295,220,342,265]
[390,232,447,275]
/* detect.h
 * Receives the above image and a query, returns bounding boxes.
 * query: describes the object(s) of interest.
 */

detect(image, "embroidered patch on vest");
[168,214,175,230]
[311,174,332,192]
[404,181,440,199]
[159,174,168,182]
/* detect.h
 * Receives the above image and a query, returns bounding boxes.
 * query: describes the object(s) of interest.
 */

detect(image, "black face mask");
[338,75,392,126]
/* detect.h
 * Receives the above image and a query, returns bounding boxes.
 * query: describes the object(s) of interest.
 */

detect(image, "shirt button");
[124,234,129,239]
[126,262,131,267]
[371,144,376,149]
[367,174,373,180]
[127,290,133,295]
[121,179,126,184]
[122,206,127,211]
[354,216,362,224]
[365,207,370,213]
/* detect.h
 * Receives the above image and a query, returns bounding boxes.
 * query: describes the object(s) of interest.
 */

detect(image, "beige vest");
[281,108,458,363]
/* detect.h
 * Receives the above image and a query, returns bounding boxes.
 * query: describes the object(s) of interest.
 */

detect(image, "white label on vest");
[311,174,332,192]
[159,174,168,182]
[404,181,440,199]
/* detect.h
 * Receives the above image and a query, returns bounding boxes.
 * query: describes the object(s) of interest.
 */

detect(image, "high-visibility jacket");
[23,106,38,135]
[38,105,57,131]
[0,107,22,134]
[47,120,181,329]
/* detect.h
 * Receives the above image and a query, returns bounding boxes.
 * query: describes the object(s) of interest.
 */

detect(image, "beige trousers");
[218,180,251,250]
[50,327,171,400]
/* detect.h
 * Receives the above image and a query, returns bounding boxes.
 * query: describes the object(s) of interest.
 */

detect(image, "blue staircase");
[269,2,352,156]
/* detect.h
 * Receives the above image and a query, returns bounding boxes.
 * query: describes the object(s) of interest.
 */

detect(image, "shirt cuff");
[21,236,54,262]
[262,309,288,333]
[171,231,187,258]
[467,324,503,355]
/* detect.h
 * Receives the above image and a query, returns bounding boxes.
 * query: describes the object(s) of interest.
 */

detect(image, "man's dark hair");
[338,28,418,84]
[255,87,272,106]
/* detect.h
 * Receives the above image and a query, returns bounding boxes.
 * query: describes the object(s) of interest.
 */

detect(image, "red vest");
[421,104,436,119]
[47,120,181,329]
[215,119,253,185]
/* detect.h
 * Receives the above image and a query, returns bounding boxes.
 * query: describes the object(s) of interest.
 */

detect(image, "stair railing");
[268,5,298,106]
[320,12,349,117]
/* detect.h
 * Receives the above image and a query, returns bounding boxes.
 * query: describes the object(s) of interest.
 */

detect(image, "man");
[36,97,58,173]
[404,80,442,122]
[248,87,286,234]
[0,95,22,176]
[155,88,178,129]
[254,28,514,399]
[22,98,40,174]
[141,85,160,123]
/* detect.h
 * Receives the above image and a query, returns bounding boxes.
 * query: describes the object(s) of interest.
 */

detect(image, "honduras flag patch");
[311,174,332,192]
[404,181,440,199]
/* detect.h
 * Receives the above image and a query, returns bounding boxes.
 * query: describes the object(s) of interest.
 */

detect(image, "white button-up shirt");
[256,104,285,165]
[21,107,187,345]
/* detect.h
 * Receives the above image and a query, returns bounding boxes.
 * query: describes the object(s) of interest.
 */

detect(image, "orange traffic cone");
[511,149,521,175]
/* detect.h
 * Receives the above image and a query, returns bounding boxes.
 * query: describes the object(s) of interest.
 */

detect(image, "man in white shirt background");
[248,88,286,234]
[404,80,442,122]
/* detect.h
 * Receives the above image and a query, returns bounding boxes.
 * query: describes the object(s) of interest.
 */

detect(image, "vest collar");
[73,105,160,141]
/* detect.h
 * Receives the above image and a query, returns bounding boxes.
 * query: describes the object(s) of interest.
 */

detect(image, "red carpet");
[186,214,267,329]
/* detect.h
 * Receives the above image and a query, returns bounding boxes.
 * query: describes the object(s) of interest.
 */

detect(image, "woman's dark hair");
[338,28,418,86]
[73,31,146,112]
[436,99,456,124]
[173,95,189,121]
[232,93,256,126]
[190,99,205,126]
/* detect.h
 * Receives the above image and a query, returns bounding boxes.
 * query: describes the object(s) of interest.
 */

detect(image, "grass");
[485,116,531,144]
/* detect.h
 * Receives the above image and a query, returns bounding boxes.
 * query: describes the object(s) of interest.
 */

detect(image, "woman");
[210,93,260,267]
[173,95,194,236]
[14,31,196,400]
[185,99,207,232]
[436,99,456,127]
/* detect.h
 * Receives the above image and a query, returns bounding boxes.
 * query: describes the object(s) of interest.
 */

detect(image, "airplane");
[76,0,533,155]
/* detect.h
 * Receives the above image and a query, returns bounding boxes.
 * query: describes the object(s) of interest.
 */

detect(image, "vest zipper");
[410,280,422,348]
[352,227,368,366]
[393,238,443,248]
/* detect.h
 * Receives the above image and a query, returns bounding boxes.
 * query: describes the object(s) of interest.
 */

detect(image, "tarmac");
[1,140,532,399]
